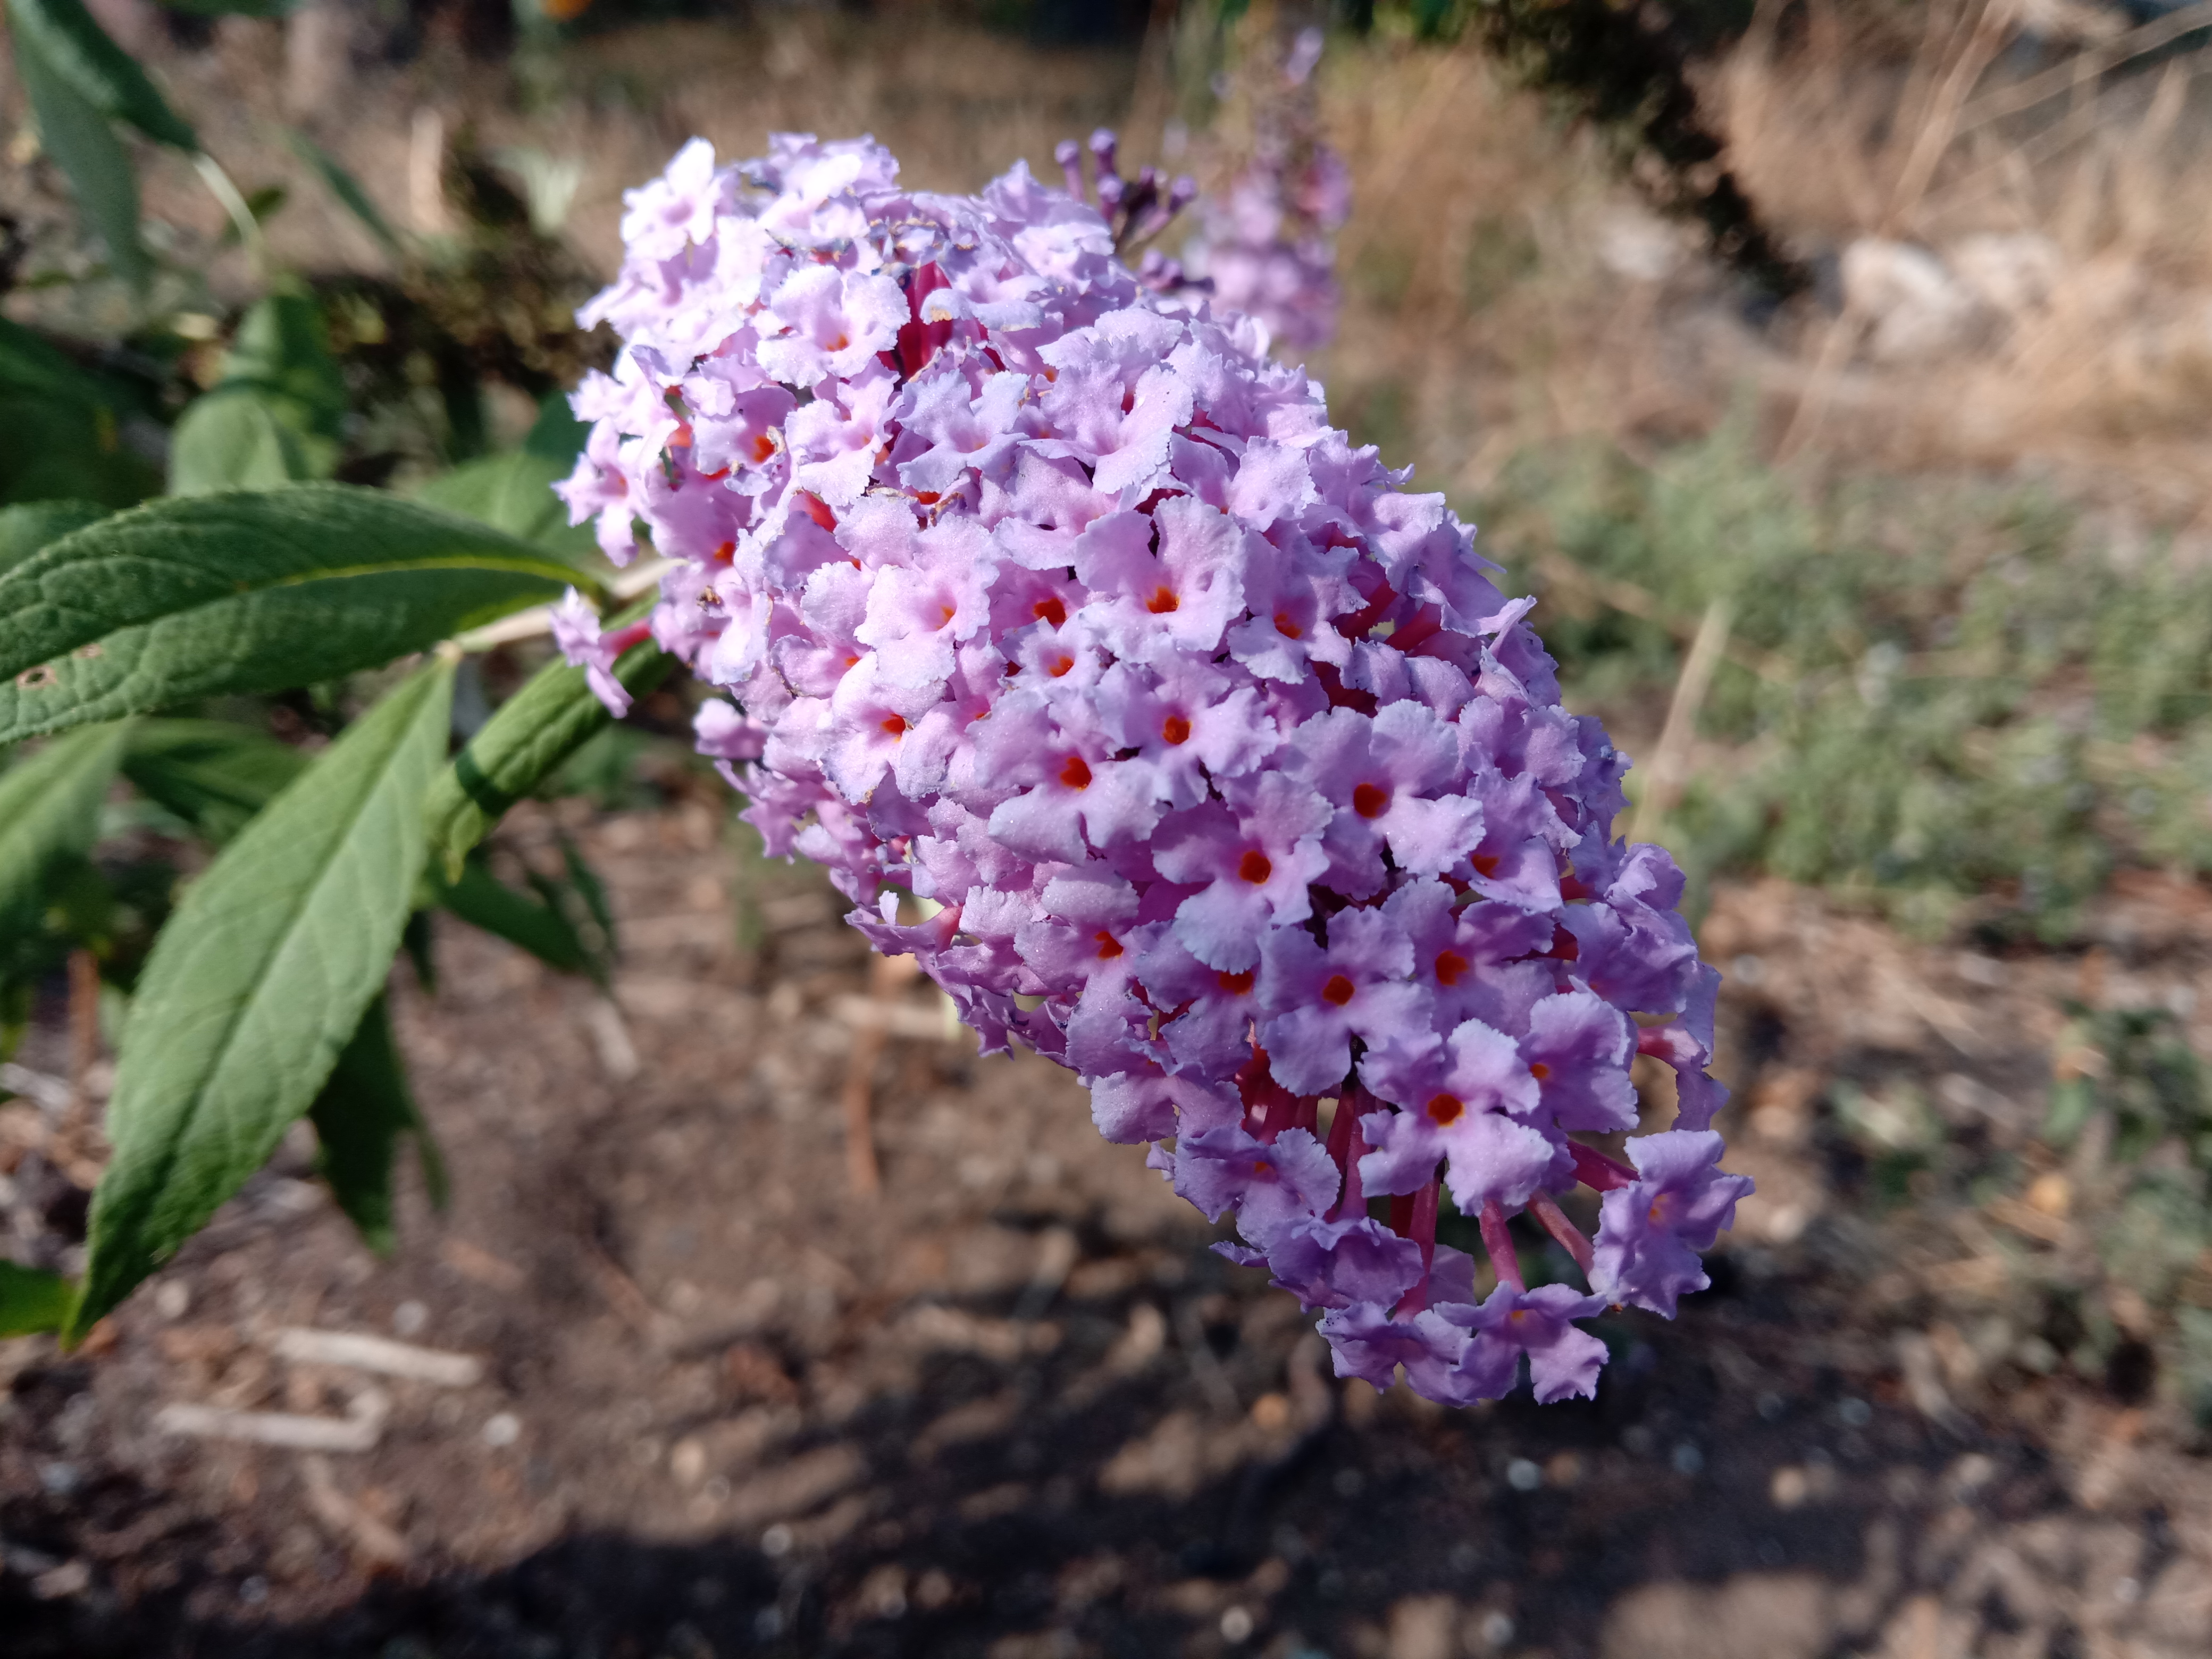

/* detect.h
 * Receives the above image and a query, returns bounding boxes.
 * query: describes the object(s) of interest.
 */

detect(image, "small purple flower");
[1590,1130,1754,1317]
[1288,702,1485,896]
[853,522,999,689]
[1520,988,1638,1133]
[550,589,637,718]
[1317,1302,1487,1403]
[1383,878,1555,1032]
[1263,1214,1425,1312]
[1134,931,1266,1083]
[1359,1019,1566,1212]
[614,136,732,261]
[1086,1064,1237,1144]
[1152,775,1333,971]
[895,368,1031,495]
[1096,658,1274,811]
[1436,1282,1612,1404]
[756,263,909,384]
[1255,905,1430,1096]
[1073,499,1250,665]
[976,687,1162,862]
[1174,1124,1338,1249]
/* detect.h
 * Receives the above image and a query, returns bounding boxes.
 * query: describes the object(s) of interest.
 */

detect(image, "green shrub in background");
[1489,427,2212,942]
[0,0,695,1342]
[1821,1001,2212,1431]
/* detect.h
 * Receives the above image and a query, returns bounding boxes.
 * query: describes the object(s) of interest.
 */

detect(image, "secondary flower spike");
[556,132,1749,1406]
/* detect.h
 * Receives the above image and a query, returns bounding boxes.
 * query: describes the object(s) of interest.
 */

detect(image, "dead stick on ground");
[1628,596,1733,848]
[841,952,919,1195]
[1773,307,1865,466]
[63,948,99,1133]
[298,1454,410,1568]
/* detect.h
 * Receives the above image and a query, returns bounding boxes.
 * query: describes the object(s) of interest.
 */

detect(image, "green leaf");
[399,907,436,990]
[220,288,346,440]
[0,485,587,744]
[0,722,129,932]
[121,718,304,843]
[557,834,615,957]
[523,390,589,466]
[433,856,601,982]
[7,10,150,295]
[413,449,587,557]
[0,321,161,507]
[74,660,455,1335]
[0,501,106,576]
[412,384,597,559]
[168,384,321,493]
[308,995,442,1254]
[423,625,673,873]
[170,290,347,493]
[0,1260,76,1337]
[0,314,115,403]
[4,0,197,149]
[284,129,401,258]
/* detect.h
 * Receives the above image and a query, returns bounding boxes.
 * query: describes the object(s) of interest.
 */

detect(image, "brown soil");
[6,801,2212,1658]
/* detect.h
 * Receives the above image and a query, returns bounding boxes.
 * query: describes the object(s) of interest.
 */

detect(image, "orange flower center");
[1217,969,1255,995]
[1094,931,1124,959]
[1434,950,1469,987]
[1237,850,1272,885]
[1161,714,1192,745]
[1060,755,1093,790]
[1321,974,1356,1007]
[880,715,907,736]
[1145,585,1180,614]
[1426,1094,1465,1125]
[1033,596,1068,627]
[1529,1061,1552,1080]
[1352,782,1390,819]
[1274,611,1303,639]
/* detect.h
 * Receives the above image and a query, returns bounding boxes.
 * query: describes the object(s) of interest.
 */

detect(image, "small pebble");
[482,1413,521,1448]
[37,1463,80,1497]
[392,1300,429,1338]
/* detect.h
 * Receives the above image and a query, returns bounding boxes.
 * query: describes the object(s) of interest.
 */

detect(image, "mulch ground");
[5,799,2211,1659]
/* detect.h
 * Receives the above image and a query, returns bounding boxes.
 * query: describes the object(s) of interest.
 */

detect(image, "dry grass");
[1715,0,2212,516]
[1301,43,1731,502]
[14,2,2212,523]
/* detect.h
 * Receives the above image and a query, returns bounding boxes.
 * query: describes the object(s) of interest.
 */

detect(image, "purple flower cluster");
[554,132,1750,1406]
[1052,128,1199,298]
[1185,26,1352,353]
